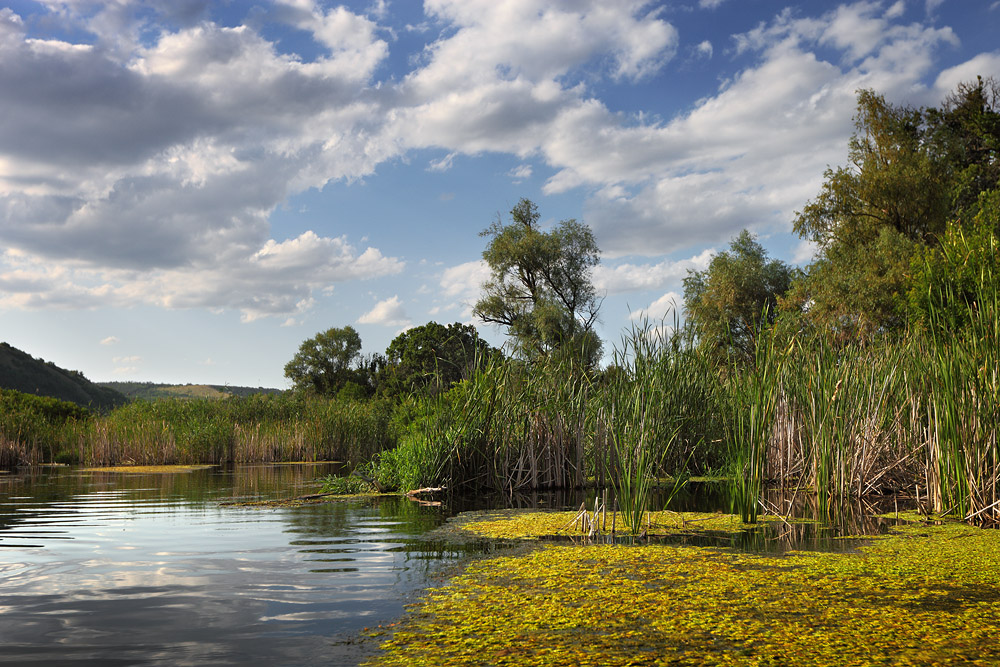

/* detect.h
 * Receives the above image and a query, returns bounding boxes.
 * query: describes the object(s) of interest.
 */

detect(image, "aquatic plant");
[597,320,692,534]
[370,514,1000,666]
[722,327,787,522]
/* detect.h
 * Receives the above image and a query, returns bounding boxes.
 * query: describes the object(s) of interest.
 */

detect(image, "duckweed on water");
[367,510,1000,666]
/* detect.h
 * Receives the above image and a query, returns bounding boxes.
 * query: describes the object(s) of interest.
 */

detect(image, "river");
[0,463,485,666]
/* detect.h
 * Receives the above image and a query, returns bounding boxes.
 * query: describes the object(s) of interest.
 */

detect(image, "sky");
[1,0,998,389]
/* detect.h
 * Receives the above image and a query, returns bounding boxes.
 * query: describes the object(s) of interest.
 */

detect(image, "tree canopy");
[284,326,365,397]
[683,230,793,361]
[379,321,493,397]
[473,198,603,365]
[787,77,1000,339]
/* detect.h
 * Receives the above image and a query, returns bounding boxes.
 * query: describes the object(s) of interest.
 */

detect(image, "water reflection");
[0,464,476,666]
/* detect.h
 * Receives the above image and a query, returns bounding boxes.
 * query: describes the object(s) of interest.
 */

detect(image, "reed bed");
[595,321,710,533]
[1,393,396,468]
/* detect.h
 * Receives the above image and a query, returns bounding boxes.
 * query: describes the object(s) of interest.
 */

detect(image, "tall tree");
[284,326,364,396]
[683,230,793,361]
[788,79,1000,340]
[474,198,602,364]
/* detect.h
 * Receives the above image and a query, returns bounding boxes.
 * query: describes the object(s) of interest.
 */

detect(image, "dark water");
[0,464,486,666]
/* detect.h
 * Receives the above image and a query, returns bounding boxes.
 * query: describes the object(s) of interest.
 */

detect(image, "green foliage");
[319,473,375,495]
[284,325,365,396]
[925,76,1000,217]
[795,90,950,248]
[599,321,693,533]
[721,329,788,523]
[99,381,281,401]
[909,192,1000,332]
[683,230,793,361]
[785,226,917,341]
[790,79,1000,340]
[379,321,493,397]
[474,198,602,365]
[0,388,91,466]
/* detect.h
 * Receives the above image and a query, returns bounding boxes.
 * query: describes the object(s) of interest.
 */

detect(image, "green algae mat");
[366,510,1000,666]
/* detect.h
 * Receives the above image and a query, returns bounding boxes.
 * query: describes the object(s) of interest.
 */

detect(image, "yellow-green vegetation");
[452,509,749,541]
[79,464,215,473]
[368,512,1000,666]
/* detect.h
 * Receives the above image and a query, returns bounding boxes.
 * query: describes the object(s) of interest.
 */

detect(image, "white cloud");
[933,53,1000,97]
[508,164,533,181]
[629,291,682,322]
[696,40,713,59]
[0,0,996,324]
[438,260,490,318]
[885,1,906,19]
[925,0,946,16]
[113,355,142,364]
[544,3,967,257]
[100,336,119,345]
[593,249,714,294]
[0,3,398,322]
[358,295,410,326]
[792,239,819,265]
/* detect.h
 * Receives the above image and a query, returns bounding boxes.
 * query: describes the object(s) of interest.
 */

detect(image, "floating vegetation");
[367,513,1000,666]
[79,464,215,474]
[452,509,750,541]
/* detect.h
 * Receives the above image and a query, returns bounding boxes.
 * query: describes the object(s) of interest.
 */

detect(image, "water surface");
[0,464,478,666]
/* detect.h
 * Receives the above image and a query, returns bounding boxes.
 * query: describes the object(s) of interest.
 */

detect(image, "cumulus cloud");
[358,295,410,327]
[571,3,971,257]
[629,291,683,322]
[933,53,1000,96]
[100,336,119,346]
[437,260,491,318]
[1,1,689,319]
[0,0,997,325]
[0,2,397,321]
[593,249,713,295]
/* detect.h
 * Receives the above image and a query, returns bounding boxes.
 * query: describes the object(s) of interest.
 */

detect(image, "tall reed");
[596,320,698,534]
[918,256,999,521]
[722,329,787,523]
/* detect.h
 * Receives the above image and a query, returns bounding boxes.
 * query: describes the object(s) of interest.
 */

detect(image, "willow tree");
[473,198,602,365]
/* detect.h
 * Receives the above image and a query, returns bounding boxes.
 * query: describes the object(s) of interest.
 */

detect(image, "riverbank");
[366,510,1000,666]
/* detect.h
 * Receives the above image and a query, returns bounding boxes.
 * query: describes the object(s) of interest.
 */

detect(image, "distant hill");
[98,381,283,401]
[0,342,127,411]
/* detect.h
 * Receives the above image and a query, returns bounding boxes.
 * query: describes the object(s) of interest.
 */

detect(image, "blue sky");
[1,0,998,388]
